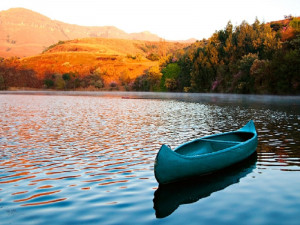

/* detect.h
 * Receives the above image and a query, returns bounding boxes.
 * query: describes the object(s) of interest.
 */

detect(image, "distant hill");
[0,8,180,58]
[4,37,188,87]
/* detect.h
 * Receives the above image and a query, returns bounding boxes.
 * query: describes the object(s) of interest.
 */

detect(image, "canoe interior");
[203,132,254,142]
[175,132,254,156]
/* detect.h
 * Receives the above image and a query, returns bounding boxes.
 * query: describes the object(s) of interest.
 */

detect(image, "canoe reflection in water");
[153,152,257,218]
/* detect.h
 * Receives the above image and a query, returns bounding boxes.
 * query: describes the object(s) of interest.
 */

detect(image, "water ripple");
[0,94,299,224]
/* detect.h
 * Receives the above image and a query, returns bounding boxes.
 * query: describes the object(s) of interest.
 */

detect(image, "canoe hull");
[154,120,258,184]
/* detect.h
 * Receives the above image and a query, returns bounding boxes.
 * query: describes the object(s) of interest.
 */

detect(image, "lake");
[0,91,300,225]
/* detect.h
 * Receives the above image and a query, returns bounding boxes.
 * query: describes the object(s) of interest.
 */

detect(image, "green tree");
[236,53,258,93]
[271,35,300,94]
[133,74,150,91]
[289,17,300,33]
[44,79,54,89]
[239,53,259,73]
[62,73,71,81]
[250,59,271,93]
[160,63,181,91]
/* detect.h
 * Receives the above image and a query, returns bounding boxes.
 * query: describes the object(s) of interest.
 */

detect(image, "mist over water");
[1,92,299,224]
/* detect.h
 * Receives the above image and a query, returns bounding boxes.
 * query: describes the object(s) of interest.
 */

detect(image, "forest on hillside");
[136,17,299,95]
[0,17,299,95]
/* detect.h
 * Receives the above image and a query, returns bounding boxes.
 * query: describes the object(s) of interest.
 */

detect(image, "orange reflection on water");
[0,175,36,184]
[0,95,168,211]
[87,172,113,176]
[1,171,31,179]
[125,175,137,178]
[38,185,54,189]
[21,198,67,207]
[81,187,90,190]
[31,175,81,183]
[83,177,112,183]
[106,201,118,205]
[14,190,61,203]
[45,170,79,175]
[11,191,29,196]
[98,180,128,186]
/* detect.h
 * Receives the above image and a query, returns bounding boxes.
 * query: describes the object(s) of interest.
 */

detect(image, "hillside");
[0,37,189,88]
[269,16,300,41]
[0,8,165,58]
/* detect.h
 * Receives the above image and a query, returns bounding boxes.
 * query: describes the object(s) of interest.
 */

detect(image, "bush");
[62,73,71,81]
[95,80,103,89]
[54,75,66,90]
[119,69,130,85]
[43,41,65,53]
[44,79,54,88]
[147,53,160,61]
[133,74,150,91]
[165,78,177,91]
[0,74,6,90]
[110,82,117,88]
[126,54,136,60]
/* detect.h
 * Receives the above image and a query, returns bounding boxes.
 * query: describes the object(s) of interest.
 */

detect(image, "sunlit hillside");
[45,38,159,55]
[16,38,189,86]
[269,16,300,41]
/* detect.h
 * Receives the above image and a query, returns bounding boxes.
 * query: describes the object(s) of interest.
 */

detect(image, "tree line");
[154,18,299,94]
[1,18,299,94]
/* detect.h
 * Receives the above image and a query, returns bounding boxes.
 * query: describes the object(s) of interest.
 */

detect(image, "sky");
[1,0,299,40]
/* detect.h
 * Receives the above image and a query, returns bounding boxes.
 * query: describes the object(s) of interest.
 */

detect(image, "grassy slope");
[19,38,188,85]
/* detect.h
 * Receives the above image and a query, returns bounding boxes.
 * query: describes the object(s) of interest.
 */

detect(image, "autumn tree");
[147,65,162,91]
[162,18,289,94]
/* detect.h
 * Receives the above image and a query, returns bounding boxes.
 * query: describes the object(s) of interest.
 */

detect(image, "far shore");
[1,90,300,107]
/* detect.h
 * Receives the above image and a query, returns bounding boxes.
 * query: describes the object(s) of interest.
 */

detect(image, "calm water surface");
[0,92,300,225]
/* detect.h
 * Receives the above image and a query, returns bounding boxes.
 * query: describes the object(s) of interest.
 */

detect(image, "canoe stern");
[154,145,174,184]
[239,120,256,133]
[154,145,195,184]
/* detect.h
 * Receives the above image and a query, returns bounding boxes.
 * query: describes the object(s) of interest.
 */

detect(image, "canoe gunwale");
[171,131,256,160]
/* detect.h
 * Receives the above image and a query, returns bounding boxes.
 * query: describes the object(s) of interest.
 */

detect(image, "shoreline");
[1,90,300,106]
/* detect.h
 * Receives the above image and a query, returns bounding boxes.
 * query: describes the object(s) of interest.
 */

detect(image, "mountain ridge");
[0,8,193,58]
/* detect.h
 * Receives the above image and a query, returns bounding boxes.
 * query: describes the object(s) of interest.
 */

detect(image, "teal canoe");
[154,120,258,184]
